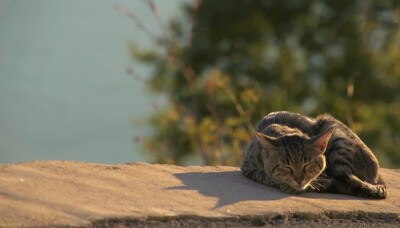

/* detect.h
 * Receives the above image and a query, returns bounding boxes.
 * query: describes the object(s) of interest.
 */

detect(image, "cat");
[241,111,387,198]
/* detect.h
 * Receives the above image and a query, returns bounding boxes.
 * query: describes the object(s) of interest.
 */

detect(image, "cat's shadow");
[166,170,365,209]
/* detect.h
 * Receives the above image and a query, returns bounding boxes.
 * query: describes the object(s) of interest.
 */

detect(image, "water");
[0,0,185,164]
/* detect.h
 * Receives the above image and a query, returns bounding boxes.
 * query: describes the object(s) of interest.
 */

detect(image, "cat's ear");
[311,128,334,154]
[255,132,277,149]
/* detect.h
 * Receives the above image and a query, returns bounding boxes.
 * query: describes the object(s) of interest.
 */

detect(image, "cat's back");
[257,111,316,136]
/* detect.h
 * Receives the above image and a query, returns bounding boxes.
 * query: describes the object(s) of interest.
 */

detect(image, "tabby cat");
[241,111,386,198]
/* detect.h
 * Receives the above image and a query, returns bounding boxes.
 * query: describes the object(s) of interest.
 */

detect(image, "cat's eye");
[283,166,293,174]
[303,164,310,172]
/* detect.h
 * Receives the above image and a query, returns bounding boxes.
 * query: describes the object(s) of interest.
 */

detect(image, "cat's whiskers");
[309,176,330,191]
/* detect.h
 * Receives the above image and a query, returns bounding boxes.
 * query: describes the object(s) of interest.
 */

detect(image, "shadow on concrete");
[166,170,375,209]
[300,191,380,201]
[166,170,289,209]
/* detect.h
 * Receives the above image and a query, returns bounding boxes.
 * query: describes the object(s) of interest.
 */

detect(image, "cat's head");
[255,128,334,191]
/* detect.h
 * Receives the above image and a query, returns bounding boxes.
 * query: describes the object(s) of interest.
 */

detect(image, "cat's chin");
[290,183,310,191]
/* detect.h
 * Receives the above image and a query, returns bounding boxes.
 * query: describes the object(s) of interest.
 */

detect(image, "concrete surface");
[0,161,399,227]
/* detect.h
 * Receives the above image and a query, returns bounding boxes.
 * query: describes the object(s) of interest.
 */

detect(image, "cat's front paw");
[280,183,302,195]
[375,185,387,199]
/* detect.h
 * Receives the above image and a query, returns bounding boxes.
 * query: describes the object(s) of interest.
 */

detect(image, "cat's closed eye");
[304,162,320,173]
[276,166,292,176]
[302,164,310,172]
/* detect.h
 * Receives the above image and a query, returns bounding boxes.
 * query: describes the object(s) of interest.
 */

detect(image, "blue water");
[0,0,185,164]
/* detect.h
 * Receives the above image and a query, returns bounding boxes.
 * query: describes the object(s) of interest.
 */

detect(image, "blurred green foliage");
[131,0,400,167]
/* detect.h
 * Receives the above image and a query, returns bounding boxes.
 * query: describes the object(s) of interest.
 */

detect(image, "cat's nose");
[295,177,303,185]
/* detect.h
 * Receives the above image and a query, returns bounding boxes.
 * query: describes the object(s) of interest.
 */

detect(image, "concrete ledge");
[0,161,399,227]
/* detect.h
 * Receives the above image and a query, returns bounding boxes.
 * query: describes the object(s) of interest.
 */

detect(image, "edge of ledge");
[88,210,400,228]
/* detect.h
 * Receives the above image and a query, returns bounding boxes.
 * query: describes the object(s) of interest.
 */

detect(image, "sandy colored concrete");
[0,161,399,227]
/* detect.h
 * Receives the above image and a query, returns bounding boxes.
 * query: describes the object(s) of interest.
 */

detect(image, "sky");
[0,0,188,164]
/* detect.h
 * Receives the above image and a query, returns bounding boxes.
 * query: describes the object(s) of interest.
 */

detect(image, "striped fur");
[241,111,386,198]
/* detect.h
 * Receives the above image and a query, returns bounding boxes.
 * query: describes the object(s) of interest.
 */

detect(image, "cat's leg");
[338,174,386,198]
[241,164,269,185]
[308,177,357,195]
[241,162,277,189]
[241,160,261,181]
[323,135,387,198]
[242,166,302,194]
[245,169,265,183]
[242,167,302,194]
[328,164,386,198]
[308,173,385,198]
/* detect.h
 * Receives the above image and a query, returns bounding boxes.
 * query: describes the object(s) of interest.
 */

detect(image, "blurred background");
[0,0,184,164]
[1,0,400,167]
